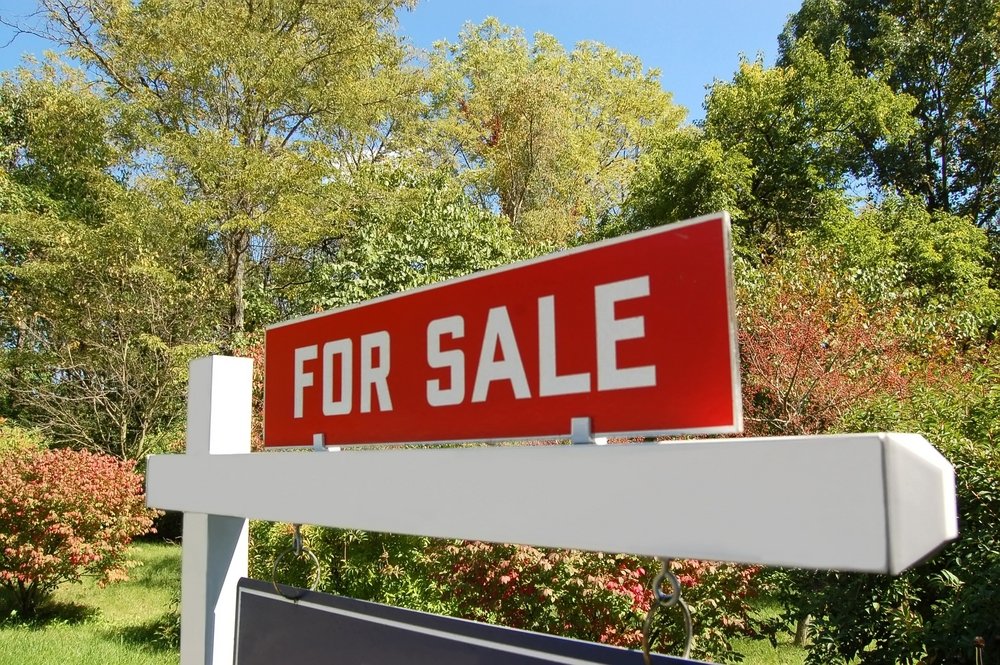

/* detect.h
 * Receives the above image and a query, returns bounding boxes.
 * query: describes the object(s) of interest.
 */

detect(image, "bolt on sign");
[264,213,741,447]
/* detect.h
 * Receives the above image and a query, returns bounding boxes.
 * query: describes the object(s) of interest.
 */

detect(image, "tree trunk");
[224,228,250,348]
[794,615,811,647]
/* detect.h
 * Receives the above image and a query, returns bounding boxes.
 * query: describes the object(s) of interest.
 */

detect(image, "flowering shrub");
[434,542,651,647]
[435,543,762,662]
[0,447,156,616]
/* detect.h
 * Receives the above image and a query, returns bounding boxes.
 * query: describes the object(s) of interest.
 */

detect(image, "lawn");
[733,629,808,665]
[731,595,808,665]
[0,541,180,665]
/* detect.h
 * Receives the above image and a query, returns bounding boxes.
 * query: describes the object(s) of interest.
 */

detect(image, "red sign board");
[264,213,741,447]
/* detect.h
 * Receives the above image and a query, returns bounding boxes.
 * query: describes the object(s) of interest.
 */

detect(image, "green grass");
[733,632,808,664]
[730,597,807,665]
[0,541,180,665]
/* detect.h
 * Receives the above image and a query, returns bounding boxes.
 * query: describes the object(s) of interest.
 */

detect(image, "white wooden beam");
[148,432,956,575]
[179,356,253,665]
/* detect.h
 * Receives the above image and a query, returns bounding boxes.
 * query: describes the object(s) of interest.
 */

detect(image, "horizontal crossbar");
[146,433,956,574]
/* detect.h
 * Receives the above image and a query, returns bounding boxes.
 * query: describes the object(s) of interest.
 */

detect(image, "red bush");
[431,542,760,658]
[739,256,910,437]
[433,541,651,647]
[0,448,156,616]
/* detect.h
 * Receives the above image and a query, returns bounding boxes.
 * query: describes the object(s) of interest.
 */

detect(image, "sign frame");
[148,432,957,574]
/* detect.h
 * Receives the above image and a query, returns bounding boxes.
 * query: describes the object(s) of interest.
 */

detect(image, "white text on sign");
[291,276,655,417]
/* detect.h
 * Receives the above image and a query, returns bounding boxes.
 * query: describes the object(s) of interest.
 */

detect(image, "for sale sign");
[264,213,740,447]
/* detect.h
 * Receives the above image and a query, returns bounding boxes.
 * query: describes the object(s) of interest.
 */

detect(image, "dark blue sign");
[235,578,705,664]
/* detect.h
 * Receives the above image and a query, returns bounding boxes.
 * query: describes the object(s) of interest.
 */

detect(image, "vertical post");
[180,356,253,665]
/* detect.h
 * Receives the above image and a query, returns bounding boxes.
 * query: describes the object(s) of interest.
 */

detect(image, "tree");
[1,71,218,460]
[301,165,522,312]
[782,0,1000,230]
[811,196,999,347]
[622,37,915,250]
[428,18,683,244]
[34,0,418,342]
[0,68,119,380]
[615,124,753,239]
[705,39,915,246]
[7,209,218,460]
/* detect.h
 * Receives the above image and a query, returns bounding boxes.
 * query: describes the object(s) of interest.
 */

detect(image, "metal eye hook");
[272,523,321,600]
[642,558,693,664]
[651,558,682,607]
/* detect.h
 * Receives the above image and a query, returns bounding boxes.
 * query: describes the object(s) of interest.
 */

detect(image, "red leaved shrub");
[430,541,761,659]
[0,447,156,616]
[739,255,911,437]
[433,541,652,647]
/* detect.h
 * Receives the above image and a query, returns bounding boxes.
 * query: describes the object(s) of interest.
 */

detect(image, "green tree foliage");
[301,166,523,312]
[0,68,113,224]
[7,209,218,460]
[810,196,999,345]
[782,0,1000,230]
[37,0,417,341]
[624,38,915,249]
[712,41,912,243]
[0,72,218,459]
[0,69,120,367]
[615,125,752,239]
[0,446,156,617]
[429,18,683,244]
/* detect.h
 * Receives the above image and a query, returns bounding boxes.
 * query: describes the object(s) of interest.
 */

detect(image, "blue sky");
[398,0,801,120]
[0,1,801,121]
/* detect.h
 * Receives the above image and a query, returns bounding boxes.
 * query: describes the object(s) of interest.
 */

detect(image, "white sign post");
[176,356,252,665]
[149,355,957,665]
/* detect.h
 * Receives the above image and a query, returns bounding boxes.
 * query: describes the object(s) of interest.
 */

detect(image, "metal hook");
[650,559,682,607]
[642,558,693,664]
[272,523,321,600]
